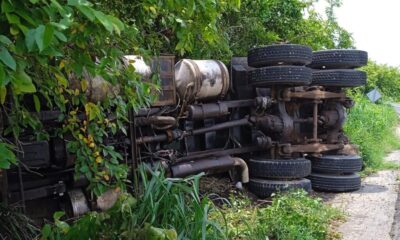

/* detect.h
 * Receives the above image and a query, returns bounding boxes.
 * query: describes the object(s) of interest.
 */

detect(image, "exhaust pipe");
[170,155,249,184]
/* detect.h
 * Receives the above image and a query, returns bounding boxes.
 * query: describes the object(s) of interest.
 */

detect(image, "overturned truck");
[0,44,368,219]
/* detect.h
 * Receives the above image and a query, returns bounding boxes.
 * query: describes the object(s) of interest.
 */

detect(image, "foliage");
[211,190,343,240]
[0,0,157,195]
[361,61,400,102]
[41,167,226,240]
[344,93,400,171]
[0,141,16,169]
[221,0,353,57]
[96,0,240,59]
[0,204,39,240]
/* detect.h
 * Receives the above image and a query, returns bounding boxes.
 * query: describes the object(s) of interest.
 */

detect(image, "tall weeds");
[344,94,400,171]
[41,166,226,240]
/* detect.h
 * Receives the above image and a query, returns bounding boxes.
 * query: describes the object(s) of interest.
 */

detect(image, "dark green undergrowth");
[345,94,400,172]
[212,190,343,240]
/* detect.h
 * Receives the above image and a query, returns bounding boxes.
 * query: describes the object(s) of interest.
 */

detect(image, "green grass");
[344,95,400,172]
[212,190,343,240]
[41,168,343,240]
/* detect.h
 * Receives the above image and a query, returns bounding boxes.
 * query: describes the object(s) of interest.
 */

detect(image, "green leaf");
[76,5,95,21]
[15,8,37,25]
[93,11,113,33]
[43,25,55,48]
[0,47,16,70]
[0,86,6,104]
[0,35,12,45]
[25,29,36,51]
[6,13,20,24]
[54,31,67,42]
[53,211,65,221]
[108,16,125,35]
[1,0,14,13]
[0,143,17,169]
[0,64,5,85]
[85,102,100,120]
[41,224,52,238]
[33,94,40,112]
[35,25,45,51]
[35,24,54,52]
[67,0,92,6]
[11,69,36,94]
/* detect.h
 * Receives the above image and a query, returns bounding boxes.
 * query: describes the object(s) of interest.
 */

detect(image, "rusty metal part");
[336,144,360,156]
[312,101,319,142]
[171,155,249,183]
[282,88,346,101]
[66,189,90,217]
[279,102,294,142]
[280,143,344,154]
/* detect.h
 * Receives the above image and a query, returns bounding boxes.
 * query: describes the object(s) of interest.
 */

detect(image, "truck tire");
[249,158,311,179]
[312,69,366,87]
[248,44,312,67]
[307,155,362,174]
[308,173,361,192]
[248,65,312,86]
[309,50,368,69]
[248,178,311,198]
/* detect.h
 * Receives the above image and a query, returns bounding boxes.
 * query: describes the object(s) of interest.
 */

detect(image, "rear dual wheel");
[247,44,313,87]
[248,44,313,67]
[248,157,312,198]
[307,155,363,192]
[309,49,368,87]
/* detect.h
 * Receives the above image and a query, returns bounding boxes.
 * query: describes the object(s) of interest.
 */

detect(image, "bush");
[362,61,400,102]
[213,190,342,240]
[344,94,400,171]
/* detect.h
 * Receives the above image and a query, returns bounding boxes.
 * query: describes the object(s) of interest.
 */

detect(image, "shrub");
[362,61,400,102]
[344,94,400,170]
[213,190,342,240]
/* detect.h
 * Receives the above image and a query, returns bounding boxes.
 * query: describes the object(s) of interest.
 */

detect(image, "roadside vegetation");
[345,95,400,172]
[345,62,400,173]
[40,167,342,240]
[213,191,343,240]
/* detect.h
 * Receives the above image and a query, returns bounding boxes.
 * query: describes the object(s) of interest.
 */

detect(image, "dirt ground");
[318,127,400,240]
